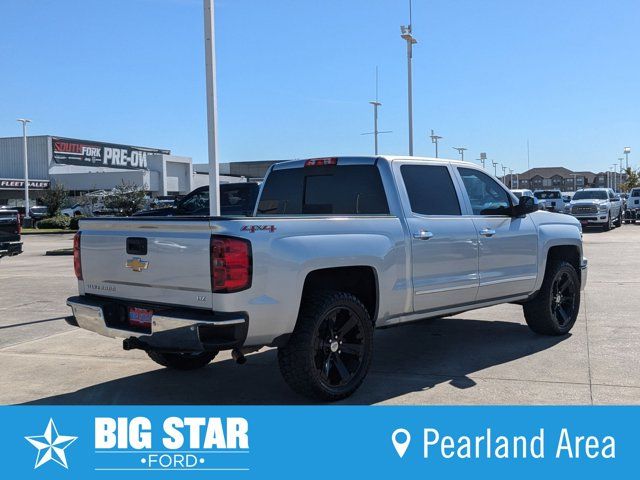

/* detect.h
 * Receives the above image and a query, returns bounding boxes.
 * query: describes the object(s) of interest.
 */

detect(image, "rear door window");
[400,165,461,215]
[257,165,389,215]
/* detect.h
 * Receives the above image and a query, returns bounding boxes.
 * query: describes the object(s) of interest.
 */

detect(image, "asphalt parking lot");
[1,227,639,405]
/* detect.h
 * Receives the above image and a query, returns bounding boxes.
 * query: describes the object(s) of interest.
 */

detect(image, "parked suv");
[624,188,640,224]
[565,188,622,230]
[533,190,565,212]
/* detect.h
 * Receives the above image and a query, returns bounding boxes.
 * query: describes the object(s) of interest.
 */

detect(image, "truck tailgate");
[79,218,214,309]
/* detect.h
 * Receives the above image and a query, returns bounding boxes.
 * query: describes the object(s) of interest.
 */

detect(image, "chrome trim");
[416,284,477,295]
[66,296,246,350]
[479,275,537,286]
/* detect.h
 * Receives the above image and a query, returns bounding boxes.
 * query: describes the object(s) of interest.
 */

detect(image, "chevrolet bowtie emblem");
[125,257,149,272]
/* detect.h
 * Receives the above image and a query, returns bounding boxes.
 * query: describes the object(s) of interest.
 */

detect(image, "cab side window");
[458,168,511,216]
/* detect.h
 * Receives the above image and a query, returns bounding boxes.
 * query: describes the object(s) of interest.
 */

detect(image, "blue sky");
[1,0,638,173]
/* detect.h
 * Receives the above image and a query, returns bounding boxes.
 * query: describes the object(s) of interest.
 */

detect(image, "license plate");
[128,307,153,327]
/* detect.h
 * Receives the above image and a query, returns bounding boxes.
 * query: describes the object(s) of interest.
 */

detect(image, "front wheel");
[614,210,622,227]
[278,291,373,401]
[602,214,612,231]
[523,261,580,335]
[147,350,217,370]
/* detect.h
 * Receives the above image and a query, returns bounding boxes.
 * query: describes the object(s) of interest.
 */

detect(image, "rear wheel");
[147,350,217,370]
[278,291,373,401]
[523,261,580,335]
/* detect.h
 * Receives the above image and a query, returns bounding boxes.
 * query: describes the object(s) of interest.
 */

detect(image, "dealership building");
[0,135,244,207]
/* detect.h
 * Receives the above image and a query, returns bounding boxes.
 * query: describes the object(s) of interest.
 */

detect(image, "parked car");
[624,188,640,224]
[29,206,49,221]
[66,156,587,401]
[565,188,622,230]
[561,192,574,204]
[533,190,565,212]
[133,183,260,217]
[0,209,23,260]
[62,204,91,217]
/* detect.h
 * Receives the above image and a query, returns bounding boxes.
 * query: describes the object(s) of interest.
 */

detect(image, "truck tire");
[147,350,217,370]
[614,211,622,227]
[523,261,580,335]
[602,214,612,231]
[278,291,373,401]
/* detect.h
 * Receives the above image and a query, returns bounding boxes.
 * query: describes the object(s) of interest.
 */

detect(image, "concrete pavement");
[0,227,639,405]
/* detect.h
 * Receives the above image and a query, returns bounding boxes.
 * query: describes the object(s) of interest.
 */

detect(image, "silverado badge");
[125,257,149,272]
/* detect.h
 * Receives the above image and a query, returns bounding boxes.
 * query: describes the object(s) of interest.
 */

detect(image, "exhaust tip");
[232,349,246,365]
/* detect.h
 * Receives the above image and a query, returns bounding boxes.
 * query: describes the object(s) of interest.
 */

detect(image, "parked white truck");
[66,156,587,400]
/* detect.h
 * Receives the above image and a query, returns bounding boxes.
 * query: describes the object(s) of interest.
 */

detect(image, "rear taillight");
[73,232,83,280]
[210,236,252,293]
[16,214,21,235]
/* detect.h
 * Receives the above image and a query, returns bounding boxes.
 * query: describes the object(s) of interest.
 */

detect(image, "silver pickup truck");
[66,156,587,400]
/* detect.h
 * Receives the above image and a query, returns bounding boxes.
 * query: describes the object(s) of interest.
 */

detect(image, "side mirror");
[514,195,537,216]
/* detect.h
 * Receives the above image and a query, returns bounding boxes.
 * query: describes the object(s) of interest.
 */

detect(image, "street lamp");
[478,152,487,169]
[430,130,442,158]
[400,20,417,156]
[453,147,467,161]
[624,147,631,169]
[203,0,220,216]
[17,118,31,220]
[509,168,514,189]
[501,164,508,184]
[492,160,498,176]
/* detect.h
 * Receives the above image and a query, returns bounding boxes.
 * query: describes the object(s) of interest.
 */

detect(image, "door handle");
[413,230,434,240]
[479,228,496,237]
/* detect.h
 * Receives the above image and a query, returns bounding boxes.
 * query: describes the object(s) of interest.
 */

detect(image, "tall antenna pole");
[204,0,220,216]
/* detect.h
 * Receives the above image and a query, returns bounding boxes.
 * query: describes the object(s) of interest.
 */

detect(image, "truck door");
[455,167,538,301]
[395,162,479,313]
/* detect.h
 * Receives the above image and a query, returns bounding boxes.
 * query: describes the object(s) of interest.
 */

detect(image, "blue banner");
[2,406,635,478]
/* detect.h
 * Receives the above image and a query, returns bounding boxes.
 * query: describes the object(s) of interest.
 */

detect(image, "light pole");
[204,0,220,216]
[611,164,618,191]
[478,152,487,169]
[492,160,498,176]
[501,164,508,184]
[509,168,514,189]
[17,118,31,220]
[400,16,417,156]
[430,130,442,158]
[453,147,467,161]
[624,147,631,169]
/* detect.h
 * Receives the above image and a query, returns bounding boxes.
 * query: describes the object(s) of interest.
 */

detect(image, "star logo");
[25,418,78,469]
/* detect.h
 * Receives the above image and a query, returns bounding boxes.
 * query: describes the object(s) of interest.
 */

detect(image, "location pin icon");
[391,428,411,458]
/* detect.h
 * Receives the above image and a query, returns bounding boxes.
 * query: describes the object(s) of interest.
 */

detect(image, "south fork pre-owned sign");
[51,137,170,170]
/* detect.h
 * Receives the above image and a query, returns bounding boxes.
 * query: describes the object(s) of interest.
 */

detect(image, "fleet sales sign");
[51,137,170,170]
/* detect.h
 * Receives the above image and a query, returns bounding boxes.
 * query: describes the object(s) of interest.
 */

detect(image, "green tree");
[103,181,147,216]
[40,183,69,217]
[620,167,639,192]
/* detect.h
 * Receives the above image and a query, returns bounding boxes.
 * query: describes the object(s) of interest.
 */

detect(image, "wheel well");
[547,245,580,274]
[301,266,378,321]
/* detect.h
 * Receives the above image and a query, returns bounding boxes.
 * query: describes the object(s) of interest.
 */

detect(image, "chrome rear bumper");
[66,296,247,352]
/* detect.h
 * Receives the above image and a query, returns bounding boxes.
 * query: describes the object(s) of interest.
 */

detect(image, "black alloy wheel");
[313,306,366,389]
[550,270,577,328]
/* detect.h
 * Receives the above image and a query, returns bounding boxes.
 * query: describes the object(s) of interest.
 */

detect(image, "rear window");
[534,191,561,199]
[630,189,640,197]
[257,165,389,215]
